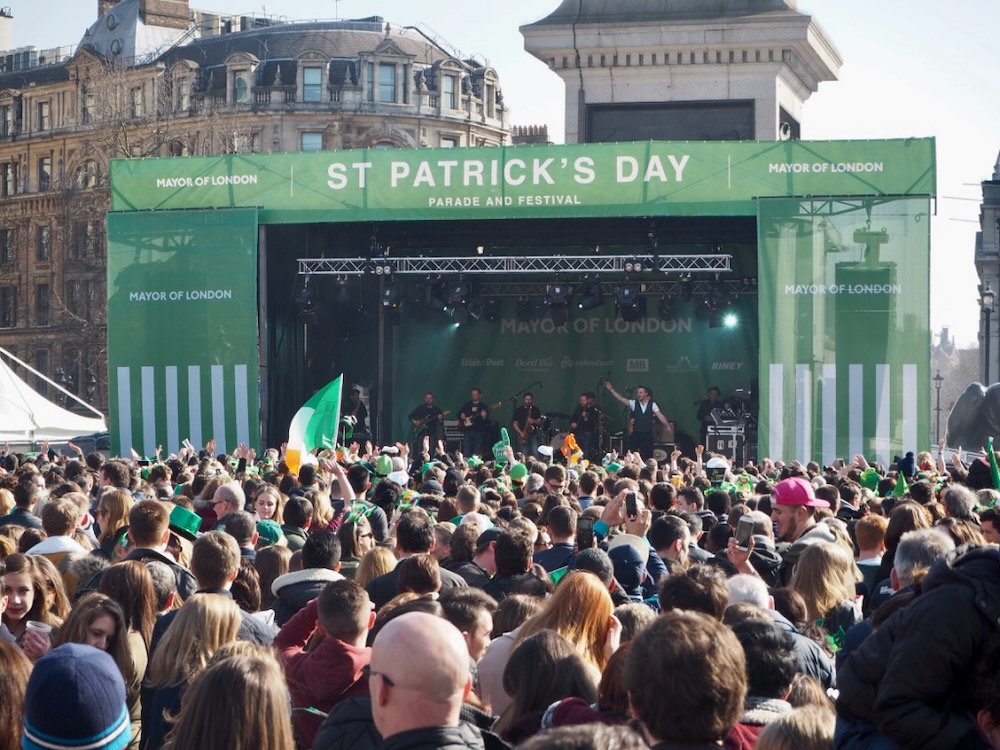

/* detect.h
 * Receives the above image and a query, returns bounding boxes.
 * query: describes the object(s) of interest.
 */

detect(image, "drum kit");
[542,412,572,452]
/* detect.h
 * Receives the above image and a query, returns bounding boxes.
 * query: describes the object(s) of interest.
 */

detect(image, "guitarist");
[458,388,490,457]
[512,392,544,460]
[408,392,446,455]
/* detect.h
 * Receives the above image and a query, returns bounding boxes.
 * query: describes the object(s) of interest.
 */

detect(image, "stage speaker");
[707,431,746,464]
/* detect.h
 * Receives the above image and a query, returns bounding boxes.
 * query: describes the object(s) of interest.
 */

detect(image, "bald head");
[212,481,245,521]
[369,612,472,738]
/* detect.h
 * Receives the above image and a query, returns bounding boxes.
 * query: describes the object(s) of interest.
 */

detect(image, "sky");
[13,0,1000,347]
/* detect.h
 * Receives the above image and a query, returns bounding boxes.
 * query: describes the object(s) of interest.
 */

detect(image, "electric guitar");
[460,402,502,430]
[410,410,450,438]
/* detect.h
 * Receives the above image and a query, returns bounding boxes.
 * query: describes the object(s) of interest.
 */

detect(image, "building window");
[177,79,190,111]
[1,162,15,196]
[65,280,79,315]
[302,66,322,102]
[37,100,50,131]
[76,159,97,189]
[0,228,11,264]
[36,225,50,261]
[233,72,249,104]
[251,132,262,152]
[484,82,495,118]
[35,349,48,396]
[35,284,49,327]
[130,87,143,118]
[38,157,51,192]
[300,132,322,152]
[378,63,396,103]
[0,104,11,136]
[0,286,16,327]
[442,74,457,109]
[83,91,95,123]
[441,136,458,148]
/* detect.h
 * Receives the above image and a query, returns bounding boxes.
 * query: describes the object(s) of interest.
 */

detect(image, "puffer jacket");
[270,567,344,627]
[837,545,1000,750]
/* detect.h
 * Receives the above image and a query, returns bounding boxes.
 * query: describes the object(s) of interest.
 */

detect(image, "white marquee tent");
[0,352,106,443]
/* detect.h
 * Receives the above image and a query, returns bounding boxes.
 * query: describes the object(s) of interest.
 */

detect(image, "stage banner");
[106,209,260,457]
[757,196,931,467]
[391,300,758,449]
[110,138,935,224]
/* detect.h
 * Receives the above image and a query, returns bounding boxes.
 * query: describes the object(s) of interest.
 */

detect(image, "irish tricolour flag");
[286,375,342,474]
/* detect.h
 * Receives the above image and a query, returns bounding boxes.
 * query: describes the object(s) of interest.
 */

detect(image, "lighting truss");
[297,253,732,277]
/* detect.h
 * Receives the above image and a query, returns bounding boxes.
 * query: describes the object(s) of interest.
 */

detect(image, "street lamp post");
[933,371,944,445]
[981,284,996,385]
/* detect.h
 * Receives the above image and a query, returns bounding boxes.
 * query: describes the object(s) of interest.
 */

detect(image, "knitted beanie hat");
[22,643,130,750]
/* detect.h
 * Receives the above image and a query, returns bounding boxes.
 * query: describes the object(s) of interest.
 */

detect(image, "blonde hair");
[306,489,335,529]
[254,486,285,526]
[789,542,857,627]
[147,594,240,688]
[516,571,615,670]
[98,488,135,545]
[756,705,835,750]
[355,547,396,590]
[0,488,13,515]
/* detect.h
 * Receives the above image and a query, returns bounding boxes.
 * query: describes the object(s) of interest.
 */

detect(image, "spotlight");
[680,275,694,302]
[381,284,401,310]
[544,283,570,326]
[295,275,318,323]
[577,280,603,311]
[371,261,392,276]
[484,299,500,322]
[723,311,739,328]
[615,283,644,322]
[447,281,471,308]
[425,282,447,312]
[657,295,674,321]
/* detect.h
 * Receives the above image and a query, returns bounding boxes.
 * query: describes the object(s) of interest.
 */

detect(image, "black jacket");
[838,545,1000,750]
[313,697,508,750]
[378,724,508,750]
[271,568,345,626]
[0,506,42,529]
[367,562,467,610]
[83,547,198,601]
[766,609,835,690]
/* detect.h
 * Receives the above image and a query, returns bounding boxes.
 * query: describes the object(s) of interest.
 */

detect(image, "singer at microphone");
[603,380,670,460]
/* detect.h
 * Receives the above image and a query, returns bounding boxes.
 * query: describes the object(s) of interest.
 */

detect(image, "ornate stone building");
[0,0,509,413]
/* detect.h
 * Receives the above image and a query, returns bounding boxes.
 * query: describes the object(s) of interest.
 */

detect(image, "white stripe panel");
[875,364,891,467]
[902,364,917,453]
[234,364,250,449]
[165,367,179,455]
[116,367,133,458]
[795,364,811,463]
[211,365,226,454]
[849,365,864,459]
[821,364,837,466]
[188,366,202,450]
[768,363,784,461]
[141,367,156,458]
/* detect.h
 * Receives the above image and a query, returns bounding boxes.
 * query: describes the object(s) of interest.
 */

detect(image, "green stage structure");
[107,137,935,466]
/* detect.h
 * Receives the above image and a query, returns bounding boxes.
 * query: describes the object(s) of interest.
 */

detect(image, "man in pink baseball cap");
[770,476,836,585]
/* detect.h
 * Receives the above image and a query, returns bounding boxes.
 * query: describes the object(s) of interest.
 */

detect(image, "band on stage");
[406,382,683,462]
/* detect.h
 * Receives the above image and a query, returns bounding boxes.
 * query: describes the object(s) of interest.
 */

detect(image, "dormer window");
[233,71,250,103]
[442,74,457,109]
[223,53,259,106]
[302,66,322,102]
[378,63,396,103]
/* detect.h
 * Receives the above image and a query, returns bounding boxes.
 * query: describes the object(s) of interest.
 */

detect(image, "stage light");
[657,295,674,321]
[544,283,570,326]
[577,280,603,311]
[680,275,694,302]
[295,275,318,323]
[484,298,500,322]
[723,311,739,328]
[425,282,447,312]
[381,284,401,310]
[615,283,644,322]
[447,281,470,308]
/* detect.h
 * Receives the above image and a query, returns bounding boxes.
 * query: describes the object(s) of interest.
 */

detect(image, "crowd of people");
[1,438,999,750]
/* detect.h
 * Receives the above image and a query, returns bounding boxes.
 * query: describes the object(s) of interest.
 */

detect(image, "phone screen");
[625,491,638,519]
[577,516,595,550]
[735,516,754,550]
